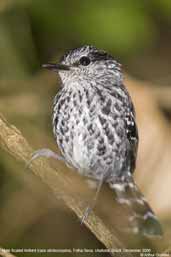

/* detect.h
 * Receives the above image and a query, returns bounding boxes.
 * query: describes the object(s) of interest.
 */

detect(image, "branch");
[0,113,134,257]
[0,248,17,257]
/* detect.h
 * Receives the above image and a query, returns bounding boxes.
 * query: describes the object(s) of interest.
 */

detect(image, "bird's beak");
[42,63,70,71]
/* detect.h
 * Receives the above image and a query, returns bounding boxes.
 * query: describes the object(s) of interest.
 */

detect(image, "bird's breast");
[53,85,130,177]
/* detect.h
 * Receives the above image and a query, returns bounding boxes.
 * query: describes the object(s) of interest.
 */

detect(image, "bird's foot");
[81,175,104,224]
[25,148,65,169]
[81,206,93,224]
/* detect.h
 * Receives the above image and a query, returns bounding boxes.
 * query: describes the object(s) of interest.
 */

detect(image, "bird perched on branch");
[30,45,163,237]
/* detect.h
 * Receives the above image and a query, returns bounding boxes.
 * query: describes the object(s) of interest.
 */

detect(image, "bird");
[29,45,163,237]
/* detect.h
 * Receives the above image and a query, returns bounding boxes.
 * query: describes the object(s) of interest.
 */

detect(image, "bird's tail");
[108,178,163,237]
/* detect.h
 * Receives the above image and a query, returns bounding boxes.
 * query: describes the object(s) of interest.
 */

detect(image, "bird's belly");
[72,130,92,174]
[61,122,94,175]
[57,116,126,180]
[54,92,129,180]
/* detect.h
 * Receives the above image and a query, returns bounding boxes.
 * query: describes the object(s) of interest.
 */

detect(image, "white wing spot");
[117,198,131,205]
[128,182,135,189]
[111,183,125,191]
[134,198,145,205]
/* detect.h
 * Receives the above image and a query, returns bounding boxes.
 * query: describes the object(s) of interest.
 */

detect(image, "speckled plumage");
[53,46,137,180]
[48,45,162,236]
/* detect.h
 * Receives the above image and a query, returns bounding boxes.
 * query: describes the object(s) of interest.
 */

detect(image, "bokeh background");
[0,0,171,256]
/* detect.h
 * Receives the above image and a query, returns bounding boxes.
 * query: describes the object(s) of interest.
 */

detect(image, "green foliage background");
[1,0,171,79]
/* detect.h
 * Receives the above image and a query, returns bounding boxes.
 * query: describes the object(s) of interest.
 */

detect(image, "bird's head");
[43,45,123,86]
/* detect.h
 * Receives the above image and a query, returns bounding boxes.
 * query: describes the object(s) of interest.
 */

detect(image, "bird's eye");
[79,56,91,66]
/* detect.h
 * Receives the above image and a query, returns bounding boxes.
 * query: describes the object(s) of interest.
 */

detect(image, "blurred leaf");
[0,7,38,79]
[74,1,156,55]
[151,0,171,21]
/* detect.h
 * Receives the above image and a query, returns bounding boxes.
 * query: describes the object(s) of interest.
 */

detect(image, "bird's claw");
[25,148,65,170]
[81,206,92,225]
